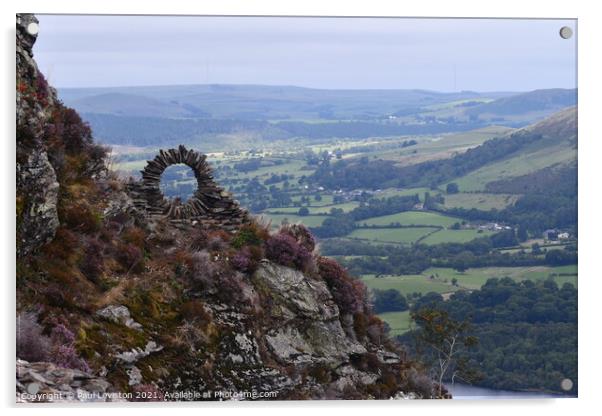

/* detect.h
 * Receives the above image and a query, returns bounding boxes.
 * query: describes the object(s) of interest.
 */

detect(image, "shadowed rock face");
[128,145,249,230]
[16,13,60,257]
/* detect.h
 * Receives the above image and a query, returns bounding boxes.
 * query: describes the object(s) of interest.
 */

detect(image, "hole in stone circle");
[159,164,197,203]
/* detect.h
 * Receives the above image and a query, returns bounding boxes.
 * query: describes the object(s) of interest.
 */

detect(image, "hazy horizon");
[56,82,575,94]
[34,15,576,92]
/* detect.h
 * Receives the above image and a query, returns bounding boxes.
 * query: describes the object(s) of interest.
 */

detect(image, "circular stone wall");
[132,145,247,226]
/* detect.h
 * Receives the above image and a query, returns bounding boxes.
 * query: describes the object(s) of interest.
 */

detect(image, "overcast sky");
[33,15,576,92]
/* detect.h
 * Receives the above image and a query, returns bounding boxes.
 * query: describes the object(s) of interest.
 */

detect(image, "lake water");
[446,383,571,400]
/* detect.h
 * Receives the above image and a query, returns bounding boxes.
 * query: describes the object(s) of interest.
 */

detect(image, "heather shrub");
[190,228,209,251]
[231,223,269,249]
[41,227,79,264]
[188,250,226,291]
[206,230,231,252]
[80,238,104,283]
[180,300,212,324]
[121,226,146,249]
[34,72,49,102]
[43,285,77,309]
[230,245,263,273]
[265,233,312,272]
[280,223,316,252]
[45,322,88,372]
[61,201,101,234]
[215,271,258,307]
[317,257,366,315]
[115,242,145,274]
[16,312,50,362]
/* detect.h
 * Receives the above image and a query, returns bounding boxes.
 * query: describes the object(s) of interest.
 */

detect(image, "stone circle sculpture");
[128,145,248,230]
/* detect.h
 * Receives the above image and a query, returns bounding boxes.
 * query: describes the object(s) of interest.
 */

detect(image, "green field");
[420,229,496,244]
[375,187,431,200]
[360,266,577,300]
[268,201,359,214]
[425,265,578,289]
[378,310,412,337]
[348,227,439,245]
[361,274,457,296]
[257,213,328,228]
[444,192,519,210]
[357,211,458,227]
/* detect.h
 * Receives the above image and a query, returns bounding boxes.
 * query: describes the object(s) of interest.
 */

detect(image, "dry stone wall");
[128,145,249,231]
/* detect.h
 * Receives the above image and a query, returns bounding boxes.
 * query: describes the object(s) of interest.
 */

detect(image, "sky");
[33,15,577,92]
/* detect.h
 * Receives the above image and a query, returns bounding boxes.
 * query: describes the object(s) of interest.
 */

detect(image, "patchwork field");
[420,229,495,244]
[348,227,439,245]
[361,274,458,295]
[361,265,577,298]
[443,192,520,210]
[356,211,459,227]
[258,213,328,228]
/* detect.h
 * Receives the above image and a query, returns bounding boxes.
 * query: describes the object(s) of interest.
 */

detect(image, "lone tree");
[446,183,459,194]
[411,308,480,397]
[298,206,310,216]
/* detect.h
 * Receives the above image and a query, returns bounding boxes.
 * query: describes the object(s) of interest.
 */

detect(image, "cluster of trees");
[311,195,419,238]
[372,289,409,313]
[322,236,577,276]
[403,278,577,394]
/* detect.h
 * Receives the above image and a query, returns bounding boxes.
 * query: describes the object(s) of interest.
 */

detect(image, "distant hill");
[67,92,210,118]
[465,88,576,119]
[59,84,513,120]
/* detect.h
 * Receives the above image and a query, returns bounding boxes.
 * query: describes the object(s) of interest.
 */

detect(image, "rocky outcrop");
[128,146,249,231]
[16,14,59,257]
[253,261,366,366]
[16,360,122,403]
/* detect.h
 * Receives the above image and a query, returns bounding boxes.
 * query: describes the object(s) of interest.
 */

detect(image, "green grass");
[267,201,359,214]
[359,266,577,318]
[444,192,519,210]
[420,229,496,244]
[256,213,328,228]
[348,227,439,244]
[357,211,459,227]
[422,266,577,290]
[378,310,412,337]
[291,194,334,206]
[451,142,576,192]
[361,274,458,296]
[375,187,431,200]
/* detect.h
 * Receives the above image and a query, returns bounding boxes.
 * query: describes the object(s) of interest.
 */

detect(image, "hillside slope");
[452,106,577,191]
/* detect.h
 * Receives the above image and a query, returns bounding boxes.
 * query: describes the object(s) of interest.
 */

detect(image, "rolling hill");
[465,88,576,121]
[59,84,512,120]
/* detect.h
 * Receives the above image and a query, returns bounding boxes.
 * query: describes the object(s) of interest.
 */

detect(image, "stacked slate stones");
[128,145,249,231]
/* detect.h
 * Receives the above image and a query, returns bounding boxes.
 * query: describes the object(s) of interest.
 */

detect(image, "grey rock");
[96,305,143,330]
[115,341,163,364]
[16,359,121,403]
[126,366,143,386]
[254,262,366,367]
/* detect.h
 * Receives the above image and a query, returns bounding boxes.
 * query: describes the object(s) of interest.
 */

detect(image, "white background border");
[2,0,600,415]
